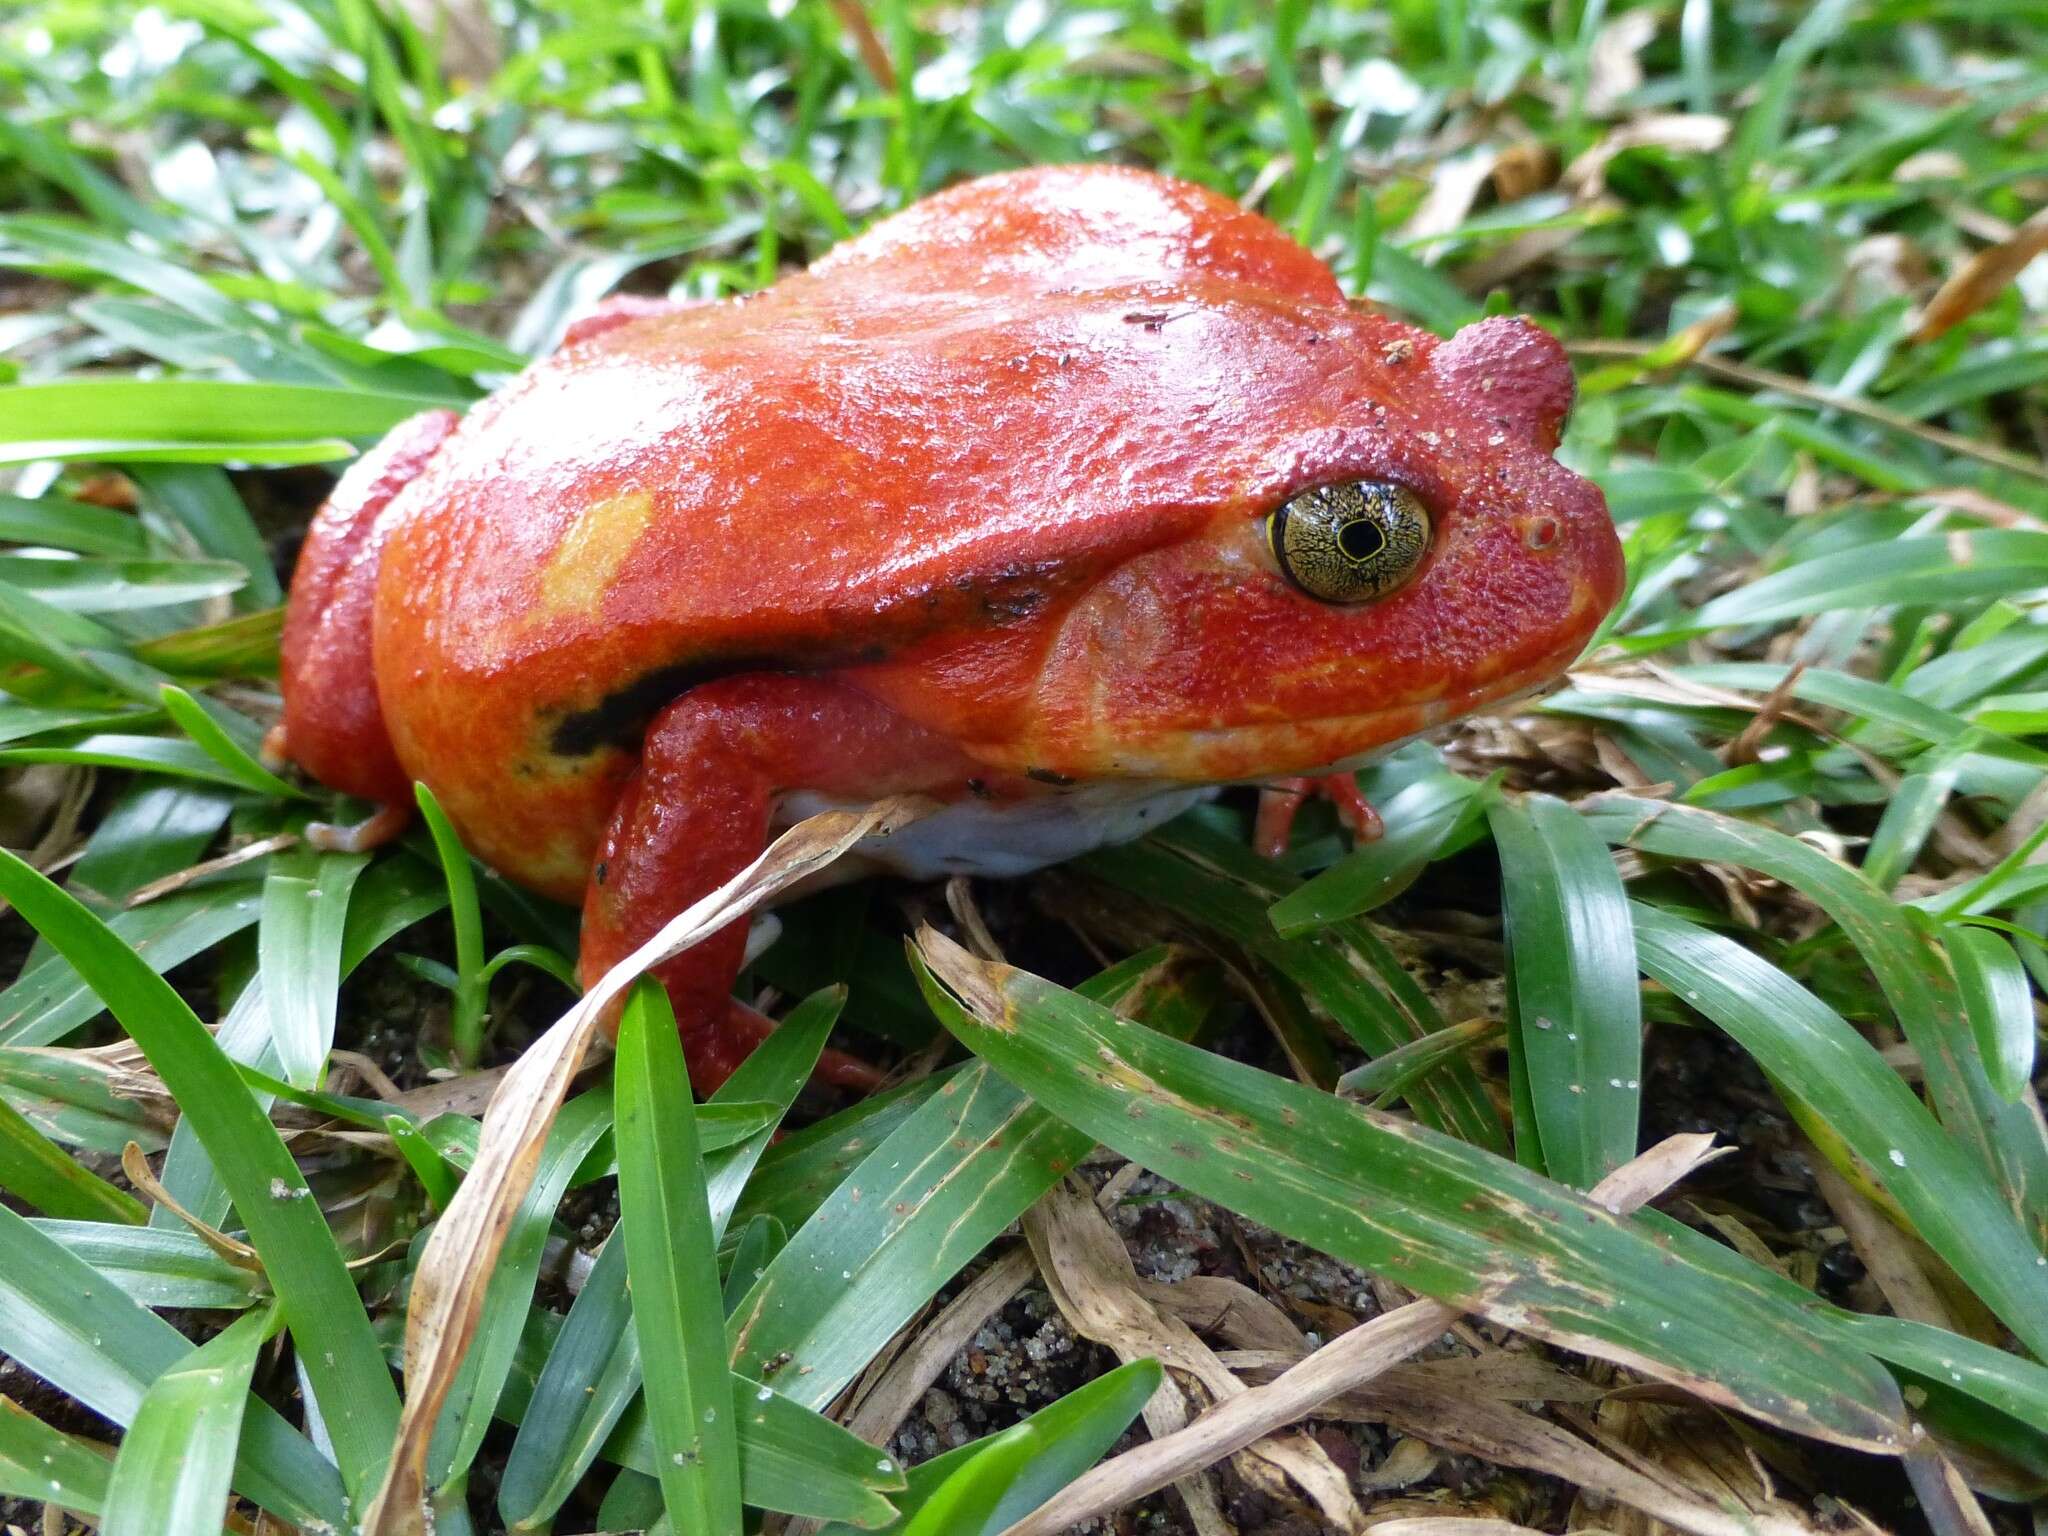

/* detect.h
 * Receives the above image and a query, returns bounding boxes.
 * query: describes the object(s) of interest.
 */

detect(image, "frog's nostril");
[1523,514,1561,551]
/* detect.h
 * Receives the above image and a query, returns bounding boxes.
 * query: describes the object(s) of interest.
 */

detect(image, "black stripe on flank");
[544,656,775,757]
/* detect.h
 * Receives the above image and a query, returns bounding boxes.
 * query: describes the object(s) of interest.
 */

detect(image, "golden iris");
[1265,481,1432,603]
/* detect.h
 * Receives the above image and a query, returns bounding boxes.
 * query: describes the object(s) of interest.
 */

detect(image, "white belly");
[776,781,1218,881]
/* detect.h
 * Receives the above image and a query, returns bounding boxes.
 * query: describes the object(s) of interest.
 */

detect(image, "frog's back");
[370,166,1428,892]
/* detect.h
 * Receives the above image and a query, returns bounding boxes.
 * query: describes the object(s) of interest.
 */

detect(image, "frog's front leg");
[275,409,461,850]
[579,675,984,1091]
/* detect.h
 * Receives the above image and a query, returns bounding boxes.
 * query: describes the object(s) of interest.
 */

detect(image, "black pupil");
[1337,516,1386,563]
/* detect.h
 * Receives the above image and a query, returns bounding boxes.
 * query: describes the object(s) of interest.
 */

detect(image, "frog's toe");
[1254,773,1382,860]
[306,801,414,854]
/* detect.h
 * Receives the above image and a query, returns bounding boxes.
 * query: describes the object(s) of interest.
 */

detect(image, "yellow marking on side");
[536,489,657,619]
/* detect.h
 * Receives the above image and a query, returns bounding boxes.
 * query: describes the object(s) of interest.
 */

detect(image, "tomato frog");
[275,165,1623,1089]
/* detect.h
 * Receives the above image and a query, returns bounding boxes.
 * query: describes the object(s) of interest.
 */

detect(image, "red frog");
[276,165,1622,1088]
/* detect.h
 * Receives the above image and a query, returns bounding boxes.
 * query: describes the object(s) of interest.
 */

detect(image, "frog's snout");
[1430,314,1577,452]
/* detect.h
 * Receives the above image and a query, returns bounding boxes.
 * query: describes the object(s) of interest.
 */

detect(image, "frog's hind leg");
[579,674,984,1092]
[276,409,461,848]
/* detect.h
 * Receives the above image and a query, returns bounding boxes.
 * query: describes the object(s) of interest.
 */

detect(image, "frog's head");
[1022,314,1625,781]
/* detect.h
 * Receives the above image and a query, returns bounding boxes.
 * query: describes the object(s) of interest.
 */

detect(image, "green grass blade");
[913,930,1910,1454]
[704,985,844,1236]
[498,989,841,1530]
[1727,0,1855,181]
[0,1204,344,1528]
[101,1305,276,1536]
[819,1359,1162,1536]
[590,1366,905,1524]
[1268,769,1478,934]
[498,1230,640,1532]
[0,883,263,1048]
[898,1426,1037,1536]
[1082,825,1506,1147]
[616,980,743,1534]
[1692,533,2048,628]
[0,438,357,467]
[31,1220,262,1309]
[0,378,460,445]
[0,555,248,613]
[1585,795,2048,1243]
[725,1061,1084,1410]
[129,465,283,610]
[1829,1313,2048,1437]
[0,850,400,1503]
[0,491,147,554]
[1630,902,2048,1359]
[1337,1015,1507,1105]
[0,733,292,796]
[0,1090,146,1222]
[1945,925,2038,1105]
[733,1076,947,1233]
[159,685,305,796]
[0,1046,172,1157]
[0,1394,114,1516]
[1488,794,1643,1187]
[416,782,489,1064]
[260,845,370,1087]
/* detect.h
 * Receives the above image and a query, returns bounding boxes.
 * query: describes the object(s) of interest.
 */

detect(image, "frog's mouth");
[1068,653,1582,784]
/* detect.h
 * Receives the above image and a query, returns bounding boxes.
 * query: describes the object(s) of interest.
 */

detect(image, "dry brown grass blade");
[1347,1382,1829,1536]
[1136,1274,1312,1355]
[998,1135,1723,1536]
[1902,1445,2000,1536]
[1911,207,2048,342]
[121,832,297,908]
[1023,1180,1366,1535]
[826,0,896,91]
[119,1140,263,1270]
[1565,1398,1824,1536]
[1374,1521,1551,1536]
[359,796,930,1536]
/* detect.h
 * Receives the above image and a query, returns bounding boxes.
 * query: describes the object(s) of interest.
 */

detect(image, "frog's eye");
[1265,481,1432,604]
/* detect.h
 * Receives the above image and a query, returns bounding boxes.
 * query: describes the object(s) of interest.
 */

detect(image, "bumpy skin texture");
[278,164,1624,1085]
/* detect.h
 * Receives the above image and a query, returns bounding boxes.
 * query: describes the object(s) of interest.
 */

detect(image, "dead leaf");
[1585,10,1658,116]
[1492,142,1560,202]
[392,0,500,81]
[360,797,930,1536]
[1562,115,1730,199]
[1401,150,1503,253]
[1360,1436,1443,1493]
[1912,207,2048,342]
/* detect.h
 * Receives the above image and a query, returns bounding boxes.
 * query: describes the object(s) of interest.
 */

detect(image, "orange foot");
[1254,774,1385,861]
